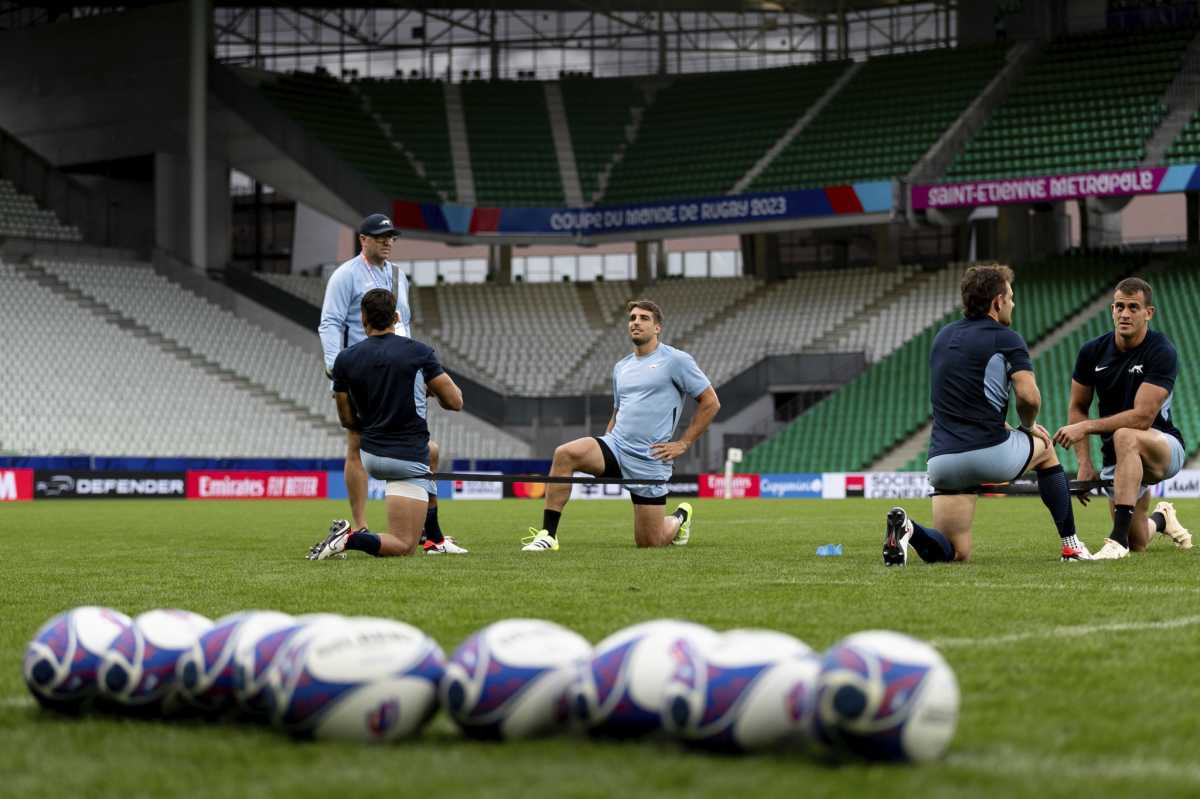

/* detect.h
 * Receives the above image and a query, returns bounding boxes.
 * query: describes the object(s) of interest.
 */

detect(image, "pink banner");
[912,166,1169,210]
[186,470,326,500]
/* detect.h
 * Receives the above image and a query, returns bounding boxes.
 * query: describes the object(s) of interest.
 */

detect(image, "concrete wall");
[0,3,231,270]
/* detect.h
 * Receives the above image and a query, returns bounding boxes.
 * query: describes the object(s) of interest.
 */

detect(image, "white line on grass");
[934,614,1200,649]
[948,746,1200,785]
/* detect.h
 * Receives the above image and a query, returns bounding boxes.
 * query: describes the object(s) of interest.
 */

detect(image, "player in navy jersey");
[885,264,1091,565]
[1053,277,1191,559]
[521,300,720,551]
[318,214,455,552]
[308,289,465,560]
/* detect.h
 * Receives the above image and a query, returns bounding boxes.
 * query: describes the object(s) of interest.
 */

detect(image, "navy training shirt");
[928,317,1033,458]
[331,334,445,463]
[1072,328,1184,468]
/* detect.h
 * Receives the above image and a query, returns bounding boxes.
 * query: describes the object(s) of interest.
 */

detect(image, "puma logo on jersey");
[1129,364,1143,374]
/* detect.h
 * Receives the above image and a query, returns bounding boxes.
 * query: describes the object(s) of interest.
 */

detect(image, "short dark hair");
[626,299,663,324]
[362,288,397,331]
[1114,277,1153,307]
[961,264,1015,319]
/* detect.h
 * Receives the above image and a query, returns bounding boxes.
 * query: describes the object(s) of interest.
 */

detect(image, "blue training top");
[318,255,412,375]
[1072,328,1184,468]
[607,343,711,469]
[331,335,444,463]
[928,317,1033,459]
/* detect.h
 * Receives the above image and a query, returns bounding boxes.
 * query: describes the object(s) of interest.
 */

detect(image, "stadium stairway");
[742,253,1142,474]
[13,259,345,445]
[443,82,477,204]
[543,82,585,207]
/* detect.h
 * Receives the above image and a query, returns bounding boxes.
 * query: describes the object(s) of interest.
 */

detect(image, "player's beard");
[630,331,652,346]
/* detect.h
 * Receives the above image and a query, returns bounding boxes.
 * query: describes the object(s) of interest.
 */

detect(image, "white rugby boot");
[307,520,351,561]
[521,529,560,552]
[1153,501,1192,550]
[1091,538,1130,560]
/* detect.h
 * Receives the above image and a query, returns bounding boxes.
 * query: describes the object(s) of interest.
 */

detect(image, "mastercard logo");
[513,481,545,499]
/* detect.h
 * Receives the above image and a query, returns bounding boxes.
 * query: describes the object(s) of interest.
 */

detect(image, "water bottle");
[815,543,843,557]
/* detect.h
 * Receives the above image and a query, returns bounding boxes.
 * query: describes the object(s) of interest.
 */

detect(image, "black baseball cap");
[358,213,398,237]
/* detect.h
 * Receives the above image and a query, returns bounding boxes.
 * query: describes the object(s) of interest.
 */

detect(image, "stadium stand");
[0,259,331,457]
[818,265,961,363]
[557,276,765,394]
[27,258,531,459]
[743,253,1141,473]
[258,71,440,201]
[602,62,849,204]
[560,75,645,203]
[428,282,593,395]
[0,179,82,241]
[460,81,564,206]
[944,27,1197,181]
[682,267,917,388]
[356,78,458,201]
[749,45,1009,192]
[1165,109,1200,164]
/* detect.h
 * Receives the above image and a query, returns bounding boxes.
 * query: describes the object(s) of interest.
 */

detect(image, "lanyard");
[361,255,390,292]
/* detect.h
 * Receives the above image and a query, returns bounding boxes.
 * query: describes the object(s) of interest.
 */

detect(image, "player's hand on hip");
[1052,422,1087,448]
[650,441,688,461]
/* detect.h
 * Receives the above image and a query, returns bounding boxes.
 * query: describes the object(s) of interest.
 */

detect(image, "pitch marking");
[948,745,1200,784]
[934,614,1200,649]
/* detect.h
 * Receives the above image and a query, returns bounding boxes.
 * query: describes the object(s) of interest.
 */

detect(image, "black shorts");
[593,437,666,506]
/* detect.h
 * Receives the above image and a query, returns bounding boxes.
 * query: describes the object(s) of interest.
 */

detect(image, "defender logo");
[1129,364,1143,374]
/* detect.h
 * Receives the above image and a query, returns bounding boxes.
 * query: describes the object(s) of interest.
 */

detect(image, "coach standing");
[318,213,460,552]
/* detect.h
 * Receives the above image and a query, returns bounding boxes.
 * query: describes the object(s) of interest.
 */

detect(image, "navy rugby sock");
[346,530,382,556]
[909,521,955,563]
[1036,465,1077,540]
[1111,505,1135,548]
[542,509,562,538]
[423,500,445,544]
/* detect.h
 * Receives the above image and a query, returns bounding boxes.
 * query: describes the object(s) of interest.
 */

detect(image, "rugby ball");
[23,606,133,713]
[567,619,718,738]
[98,609,213,715]
[266,616,445,741]
[661,628,815,752]
[441,618,592,739]
[813,630,959,763]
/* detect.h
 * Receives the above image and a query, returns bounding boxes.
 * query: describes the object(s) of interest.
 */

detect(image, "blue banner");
[760,473,825,499]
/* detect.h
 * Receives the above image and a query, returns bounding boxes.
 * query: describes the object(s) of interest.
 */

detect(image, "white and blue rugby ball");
[97,609,213,715]
[661,629,815,752]
[176,611,274,715]
[23,606,133,713]
[441,618,592,740]
[266,616,445,742]
[567,619,718,738]
[813,630,959,763]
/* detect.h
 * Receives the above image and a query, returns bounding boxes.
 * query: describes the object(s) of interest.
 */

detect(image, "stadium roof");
[213,1,936,11]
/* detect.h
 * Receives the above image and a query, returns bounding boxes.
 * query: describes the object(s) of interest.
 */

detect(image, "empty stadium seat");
[603,62,849,204]
[24,259,531,460]
[0,180,82,242]
[945,27,1196,181]
[751,45,1009,192]
[258,71,441,201]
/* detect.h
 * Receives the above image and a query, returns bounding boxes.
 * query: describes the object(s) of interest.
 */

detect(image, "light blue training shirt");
[605,343,712,476]
[318,254,412,374]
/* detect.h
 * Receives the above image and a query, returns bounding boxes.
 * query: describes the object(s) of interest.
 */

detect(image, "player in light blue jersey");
[318,214,459,553]
[522,299,721,551]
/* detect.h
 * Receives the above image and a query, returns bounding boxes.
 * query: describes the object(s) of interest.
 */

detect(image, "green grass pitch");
[2,497,1198,798]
